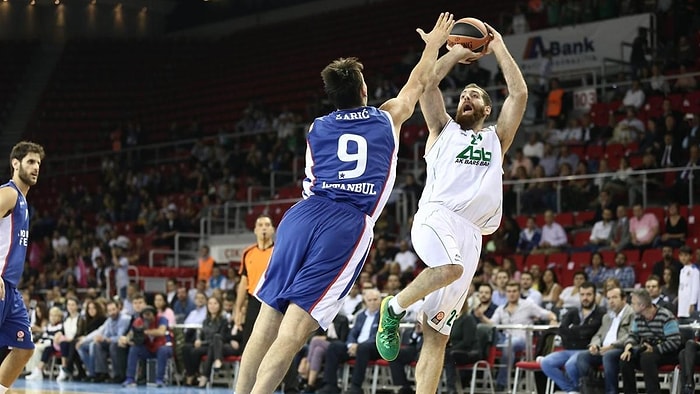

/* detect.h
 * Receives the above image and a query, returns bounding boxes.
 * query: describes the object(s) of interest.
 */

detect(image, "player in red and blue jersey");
[235,13,472,394]
[0,141,44,393]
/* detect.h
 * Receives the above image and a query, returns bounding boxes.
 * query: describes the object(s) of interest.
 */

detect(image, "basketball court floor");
[10,379,237,393]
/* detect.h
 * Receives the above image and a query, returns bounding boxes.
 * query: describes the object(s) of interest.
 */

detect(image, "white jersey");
[419,120,503,234]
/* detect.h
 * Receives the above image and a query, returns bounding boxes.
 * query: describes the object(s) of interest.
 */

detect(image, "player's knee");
[442,264,463,283]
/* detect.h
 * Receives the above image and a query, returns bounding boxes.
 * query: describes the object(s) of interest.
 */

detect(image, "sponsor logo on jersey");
[16,330,25,342]
[335,108,371,121]
[455,134,492,166]
[321,181,377,195]
[431,311,445,325]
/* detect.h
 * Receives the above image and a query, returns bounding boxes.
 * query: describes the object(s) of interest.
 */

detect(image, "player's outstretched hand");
[416,12,455,48]
[482,22,500,55]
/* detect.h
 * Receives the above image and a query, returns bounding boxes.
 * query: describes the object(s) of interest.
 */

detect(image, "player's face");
[15,152,41,186]
[254,217,275,241]
[456,88,490,128]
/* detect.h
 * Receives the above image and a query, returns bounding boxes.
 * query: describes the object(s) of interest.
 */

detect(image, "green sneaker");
[376,295,405,361]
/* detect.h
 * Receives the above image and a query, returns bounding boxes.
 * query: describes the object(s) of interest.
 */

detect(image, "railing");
[146,232,200,268]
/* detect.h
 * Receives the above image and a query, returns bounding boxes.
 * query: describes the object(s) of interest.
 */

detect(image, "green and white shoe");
[375,295,405,361]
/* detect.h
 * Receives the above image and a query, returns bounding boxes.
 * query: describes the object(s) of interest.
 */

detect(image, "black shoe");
[398,386,414,394]
[346,384,363,394]
[682,384,694,394]
[315,385,340,394]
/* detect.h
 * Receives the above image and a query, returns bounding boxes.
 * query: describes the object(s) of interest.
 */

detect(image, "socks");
[388,297,405,315]
[0,384,8,394]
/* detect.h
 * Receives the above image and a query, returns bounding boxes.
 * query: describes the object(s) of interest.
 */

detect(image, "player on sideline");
[235,13,468,394]
[0,141,44,394]
[375,22,528,393]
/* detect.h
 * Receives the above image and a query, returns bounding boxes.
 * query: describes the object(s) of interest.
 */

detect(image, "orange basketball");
[447,17,492,53]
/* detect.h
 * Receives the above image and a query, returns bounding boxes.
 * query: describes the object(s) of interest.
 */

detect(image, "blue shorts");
[256,196,374,329]
[0,280,34,349]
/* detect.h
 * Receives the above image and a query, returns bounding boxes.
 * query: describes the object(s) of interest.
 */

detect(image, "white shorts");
[411,203,482,335]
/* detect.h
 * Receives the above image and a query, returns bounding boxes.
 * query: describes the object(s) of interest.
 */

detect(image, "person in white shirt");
[532,210,568,254]
[612,107,645,144]
[576,287,634,394]
[677,246,700,322]
[393,240,418,277]
[622,80,645,110]
[519,271,542,305]
[522,132,544,162]
[588,208,615,251]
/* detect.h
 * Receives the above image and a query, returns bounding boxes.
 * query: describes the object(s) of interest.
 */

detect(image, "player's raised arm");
[484,23,528,156]
[380,12,454,134]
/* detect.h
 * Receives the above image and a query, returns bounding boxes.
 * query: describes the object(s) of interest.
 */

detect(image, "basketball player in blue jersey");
[235,13,471,394]
[376,23,528,393]
[0,141,44,394]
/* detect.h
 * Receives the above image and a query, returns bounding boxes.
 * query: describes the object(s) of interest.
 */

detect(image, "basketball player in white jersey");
[0,141,44,394]
[376,23,528,393]
[235,14,472,394]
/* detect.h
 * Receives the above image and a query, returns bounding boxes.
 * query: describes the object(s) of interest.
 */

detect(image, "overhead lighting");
[54,0,60,4]
[30,0,36,5]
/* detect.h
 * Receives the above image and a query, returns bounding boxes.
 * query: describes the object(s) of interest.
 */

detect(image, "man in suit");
[317,288,382,394]
[576,287,634,394]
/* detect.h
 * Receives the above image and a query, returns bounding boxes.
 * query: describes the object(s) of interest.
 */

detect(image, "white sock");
[0,384,8,394]
[388,297,405,315]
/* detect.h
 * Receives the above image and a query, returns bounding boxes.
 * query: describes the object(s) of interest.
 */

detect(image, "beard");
[581,299,594,309]
[456,105,487,129]
[18,163,37,186]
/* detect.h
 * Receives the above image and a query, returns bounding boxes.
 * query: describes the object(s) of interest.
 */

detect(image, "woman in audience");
[539,268,562,309]
[661,266,680,304]
[75,300,107,381]
[25,307,65,380]
[54,297,82,381]
[501,256,521,282]
[30,301,49,341]
[154,292,176,327]
[584,252,608,288]
[182,296,242,387]
[660,202,688,248]
[297,312,350,392]
[557,271,598,309]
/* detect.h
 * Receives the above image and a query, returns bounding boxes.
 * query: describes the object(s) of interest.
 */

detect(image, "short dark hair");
[321,57,365,109]
[580,281,596,292]
[10,141,44,169]
[465,83,492,108]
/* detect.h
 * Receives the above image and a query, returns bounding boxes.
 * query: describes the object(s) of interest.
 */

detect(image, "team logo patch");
[16,331,25,342]
[431,311,445,325]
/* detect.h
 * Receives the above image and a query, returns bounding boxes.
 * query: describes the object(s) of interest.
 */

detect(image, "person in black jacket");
[388,321,423,394]
[443,301,486,394]
[540,281,604,393]
[182,296,242,387]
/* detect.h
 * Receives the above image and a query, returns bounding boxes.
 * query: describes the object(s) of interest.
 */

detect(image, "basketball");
[447,17,492,53]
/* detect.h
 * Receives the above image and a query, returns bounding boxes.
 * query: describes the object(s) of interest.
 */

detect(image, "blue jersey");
[302,106,398,221]
[0,180,29,287]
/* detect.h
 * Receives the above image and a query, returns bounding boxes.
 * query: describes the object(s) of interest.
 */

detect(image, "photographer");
[619,289,681,394]
[109,236,131,300]
[118,304,172,387]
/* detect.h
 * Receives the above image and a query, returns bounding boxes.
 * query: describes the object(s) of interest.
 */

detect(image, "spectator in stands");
[593,158,612,194]
[516,216,541,254]
[196,245,215,284]
[638,119,663,157]
[184,291,208,326]
[472,283,498,324]
[491,270,510,307]
[611,205,631,252]
[556,144,579,171]
[622,79,646,110]
[152,204,187,248]
[508,3,530,34]
[54,297,82,382]
[509,148,533,178]
[673,65,697,93]
[629,27,650,78]
[183,296,241,387]
[316,289,382,394]
[297,312,350,392]
[648,64,670,95]
[383,274,402,296]
[679,335,700,394]
[25,307,64,381]
[172,287,195,324]
[557,271,590,309]
[532,210,568,254]
[620,289,681,394]
[208,266,227,294]
[541,281,604,393]
[393,239,418,281]
[86,300,131,384]
[538,143,558,177]
[671,143,700,204]
[588,207,615,251]
[368,237,397,283]
[652,245,683,284]
[153,293,176,328]
[605,252,636,288]
[389,321,423,394]
[484,282,557,391]
[165,279,177,306]
[658,132,681,168]
[501,256,521,282]
[120,305,172,388]
[522,132,544,164]
[546,78,566,123]
[591,190,615,223]
[576,286,634,394]
[645,275,675,312]
[585,252,608,288]
[660,202,688,248]
[520,271,543,305]
[677,246,700,323]
[110,237,130,300]
[340,282,364,321]
[611,107,644,144]
[662,266,680,304]
[539,268,563,308]
[528,264,543,291]
[75,300,107,381]
[681,113,699,150]
[629,204,660,250]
